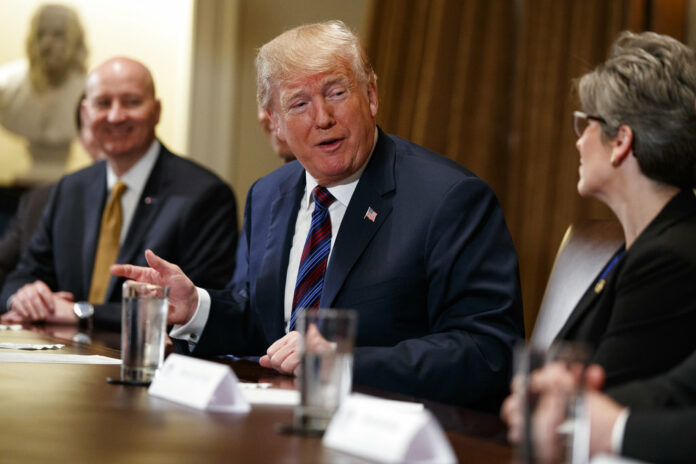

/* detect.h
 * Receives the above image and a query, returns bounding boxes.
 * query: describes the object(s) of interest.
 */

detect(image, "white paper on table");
[0,324,22,331]
[323,393,457,464]
[0,342,64,350]
[0,352,121,364]
[238,383,300,405]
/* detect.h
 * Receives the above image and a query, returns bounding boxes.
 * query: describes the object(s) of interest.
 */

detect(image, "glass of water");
[513,341,590,464]
[120,281,169,385]
[295,309,357,433]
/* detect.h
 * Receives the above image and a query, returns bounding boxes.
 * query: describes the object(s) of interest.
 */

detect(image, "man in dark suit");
[1,57,237,331]
[113,21,523,407]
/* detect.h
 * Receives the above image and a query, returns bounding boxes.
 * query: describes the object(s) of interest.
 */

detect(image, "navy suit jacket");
[193,129,524,409]
[555,189,696,389]
[1,144,238,330]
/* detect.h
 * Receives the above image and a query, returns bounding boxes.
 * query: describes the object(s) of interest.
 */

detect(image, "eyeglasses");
[573,111,606,137]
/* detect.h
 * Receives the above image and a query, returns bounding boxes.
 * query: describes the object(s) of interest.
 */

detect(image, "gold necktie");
[88,181,127,304]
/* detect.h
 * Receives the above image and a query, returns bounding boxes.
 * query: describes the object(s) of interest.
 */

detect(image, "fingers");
[144,249,178,277]
[530,363,576,393]
[1,310,23,324]
[110,263,158,283]
[259,354,272,369]
[584,364,606,391]
[262,332,301,375]
[55,291,74,302]
[11,282,54,321]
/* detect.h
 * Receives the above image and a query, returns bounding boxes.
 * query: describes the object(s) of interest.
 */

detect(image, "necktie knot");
[112,181,128,200]
[313,186,335,210]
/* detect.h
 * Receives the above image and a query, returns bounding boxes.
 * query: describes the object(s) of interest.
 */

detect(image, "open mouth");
[316,138,344,150]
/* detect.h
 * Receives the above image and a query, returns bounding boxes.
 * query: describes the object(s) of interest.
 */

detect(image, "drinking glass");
[514,342,590,464]
[294,309,358,433]
[120,281,169,384]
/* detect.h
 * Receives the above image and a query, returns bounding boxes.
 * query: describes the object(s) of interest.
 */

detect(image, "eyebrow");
[280,74,353,108]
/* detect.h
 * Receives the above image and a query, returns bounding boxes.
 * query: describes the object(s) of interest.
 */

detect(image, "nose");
[313,99,335,129]
[107,101,127,123]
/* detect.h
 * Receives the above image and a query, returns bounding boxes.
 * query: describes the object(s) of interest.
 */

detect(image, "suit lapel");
[321,130,396,307]
[554,276,609,340]
[255,169,305,338]
[82,164,108,294]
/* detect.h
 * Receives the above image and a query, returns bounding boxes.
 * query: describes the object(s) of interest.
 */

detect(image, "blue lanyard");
[594,249,626,293]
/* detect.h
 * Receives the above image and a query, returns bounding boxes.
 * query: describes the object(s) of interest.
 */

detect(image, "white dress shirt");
[105,140,160,243]
[171,131,378,345]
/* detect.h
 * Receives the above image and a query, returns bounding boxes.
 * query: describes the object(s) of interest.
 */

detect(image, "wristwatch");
[73,302,95,329]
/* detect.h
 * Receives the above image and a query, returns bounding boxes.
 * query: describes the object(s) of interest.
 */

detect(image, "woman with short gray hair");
[555,29,696,387]
[555,30,696,388]
[503,31,696,462]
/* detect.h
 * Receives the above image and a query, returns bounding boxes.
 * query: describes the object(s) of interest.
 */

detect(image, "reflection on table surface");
[0,324,514,463]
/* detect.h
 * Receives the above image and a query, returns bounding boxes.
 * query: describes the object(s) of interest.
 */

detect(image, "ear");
[270,111,287,143]
[366,82,378,117]
[610,125,633,166]
[152,99,162,126]
[80,98,89,122]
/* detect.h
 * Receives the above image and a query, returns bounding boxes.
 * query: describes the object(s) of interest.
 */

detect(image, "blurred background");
[0,0,692,334]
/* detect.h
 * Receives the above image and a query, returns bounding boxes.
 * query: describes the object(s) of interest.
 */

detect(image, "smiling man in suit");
[0,57,237,331]
[113,22,523,408]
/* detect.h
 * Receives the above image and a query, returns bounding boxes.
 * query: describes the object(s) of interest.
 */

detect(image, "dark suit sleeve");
[353,177,524,409]
[608,349,696,409]
[193,183,267,356]
[0,186,53,294]
[592,241,696,387]
[0,204,25,289]
[0,186,61,309]
[621,410,696,463]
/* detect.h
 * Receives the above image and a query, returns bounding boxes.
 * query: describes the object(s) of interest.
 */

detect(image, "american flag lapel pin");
[364,207,377,222]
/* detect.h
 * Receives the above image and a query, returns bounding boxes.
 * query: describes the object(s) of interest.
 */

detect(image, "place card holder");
[322,393,457,463]
[148,353,251,413]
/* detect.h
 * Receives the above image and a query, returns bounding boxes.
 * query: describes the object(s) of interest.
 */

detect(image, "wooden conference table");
[0,326,515,463]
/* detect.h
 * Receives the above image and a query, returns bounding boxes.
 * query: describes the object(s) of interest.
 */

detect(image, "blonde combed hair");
[255,20,376,111]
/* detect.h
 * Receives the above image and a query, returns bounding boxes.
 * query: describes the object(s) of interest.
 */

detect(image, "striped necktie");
[289,186,336,331]
[88,181,127,304]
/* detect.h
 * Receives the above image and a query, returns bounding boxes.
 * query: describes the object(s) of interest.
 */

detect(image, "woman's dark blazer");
[555,189,696,388]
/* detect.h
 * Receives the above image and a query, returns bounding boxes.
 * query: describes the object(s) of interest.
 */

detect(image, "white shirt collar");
[105,139,160,194]
[302,129,378,208]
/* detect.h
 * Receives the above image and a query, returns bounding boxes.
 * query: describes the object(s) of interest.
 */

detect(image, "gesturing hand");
[111,249,199,325]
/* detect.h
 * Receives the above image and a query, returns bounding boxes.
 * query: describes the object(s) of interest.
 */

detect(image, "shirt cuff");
[169,287,211,349]
[610,407,630,455]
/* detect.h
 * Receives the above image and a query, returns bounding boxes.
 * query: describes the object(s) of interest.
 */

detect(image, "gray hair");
[577,31,696,188]
[255,20,376,112]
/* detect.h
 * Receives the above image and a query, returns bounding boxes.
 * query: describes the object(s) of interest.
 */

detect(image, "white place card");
[148,354,250,413]
[323,393,457,464]
[591,454,649,464]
